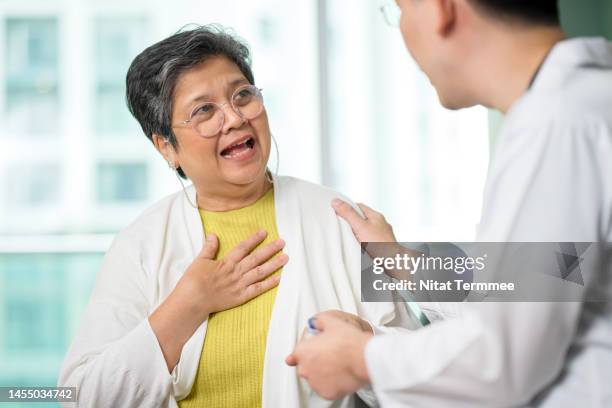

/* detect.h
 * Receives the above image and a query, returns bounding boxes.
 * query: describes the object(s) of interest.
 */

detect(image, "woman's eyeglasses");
[173,84,264,138]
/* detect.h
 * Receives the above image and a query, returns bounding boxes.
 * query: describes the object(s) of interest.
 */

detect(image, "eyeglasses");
[380,2,401,28]
[173,84,264,138]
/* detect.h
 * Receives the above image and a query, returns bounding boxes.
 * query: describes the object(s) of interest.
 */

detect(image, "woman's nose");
[221,103,246,133]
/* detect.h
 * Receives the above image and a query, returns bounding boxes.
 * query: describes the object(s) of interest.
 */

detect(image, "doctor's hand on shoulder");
[331,199,396,244]
[331,199,420,275]
[149,230,288,372]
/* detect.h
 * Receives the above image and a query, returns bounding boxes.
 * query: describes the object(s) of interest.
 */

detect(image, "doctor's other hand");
[310,310,374,335]
[331,199,396,244]
[286,312,373,400]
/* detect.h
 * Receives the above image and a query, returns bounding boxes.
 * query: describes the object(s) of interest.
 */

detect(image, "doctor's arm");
[295,123,599,406]
[288,301,581,406]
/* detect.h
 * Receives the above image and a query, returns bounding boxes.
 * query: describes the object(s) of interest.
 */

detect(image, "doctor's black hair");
[125,24,255,179]
[469,0,560,26]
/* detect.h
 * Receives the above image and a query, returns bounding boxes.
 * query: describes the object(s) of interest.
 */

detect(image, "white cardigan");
[58,175,418,407]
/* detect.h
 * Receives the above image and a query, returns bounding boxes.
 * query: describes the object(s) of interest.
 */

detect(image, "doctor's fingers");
[331,199,367,231]
[285,342,307,368]
[241,253,288,287]
[356,203,385,222]
[224,229,268,264]
[237,238,286,273]
[285,352,298,366]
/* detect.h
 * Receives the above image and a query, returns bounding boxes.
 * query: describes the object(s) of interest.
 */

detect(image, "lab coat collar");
[530,37,612,92]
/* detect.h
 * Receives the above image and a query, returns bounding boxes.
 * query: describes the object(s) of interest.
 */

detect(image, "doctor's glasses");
[380,2,401,27]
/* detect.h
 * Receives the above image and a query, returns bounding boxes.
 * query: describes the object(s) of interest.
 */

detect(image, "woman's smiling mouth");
[220,136,256,161]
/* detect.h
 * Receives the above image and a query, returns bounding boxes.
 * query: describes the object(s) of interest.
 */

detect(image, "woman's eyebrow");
[187,77,250,105]
[230,77,249,87]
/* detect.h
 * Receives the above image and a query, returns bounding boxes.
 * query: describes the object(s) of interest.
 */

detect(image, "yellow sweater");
[179,188,281,408]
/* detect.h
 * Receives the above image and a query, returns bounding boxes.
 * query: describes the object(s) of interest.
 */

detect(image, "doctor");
[287,0,612,406]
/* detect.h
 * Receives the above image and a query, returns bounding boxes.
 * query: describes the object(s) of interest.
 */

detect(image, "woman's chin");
[219,147,269,186]
[221,164,267,186]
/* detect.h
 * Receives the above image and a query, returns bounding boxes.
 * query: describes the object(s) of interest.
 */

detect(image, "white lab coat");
[58,175,418,407]
[365,37,612,407]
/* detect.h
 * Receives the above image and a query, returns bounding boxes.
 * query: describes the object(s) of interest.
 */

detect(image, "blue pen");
[306,317,319,336]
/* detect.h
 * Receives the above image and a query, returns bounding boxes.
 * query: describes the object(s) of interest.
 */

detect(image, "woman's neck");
[196,176,272,212]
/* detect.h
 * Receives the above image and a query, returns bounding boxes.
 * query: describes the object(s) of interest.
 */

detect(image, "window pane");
[323,0,489,240]
[97,162,148,203]
[0,253,101,391]
[3,163,61,208]
[4,18,59,137]
[94,18,147,134]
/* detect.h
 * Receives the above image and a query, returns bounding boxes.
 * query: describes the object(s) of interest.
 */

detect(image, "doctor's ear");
[152,133,178,168]
[431,0,457,37]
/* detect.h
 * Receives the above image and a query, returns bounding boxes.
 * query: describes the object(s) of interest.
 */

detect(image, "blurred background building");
[0,0,610,405]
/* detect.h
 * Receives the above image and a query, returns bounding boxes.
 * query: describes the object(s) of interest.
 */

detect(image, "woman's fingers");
[199,233,219,260]
[242,253,289,286]
[242,272,282,302]
[224,230,268,264]
[239,238,285,272]
[189,230,288,314]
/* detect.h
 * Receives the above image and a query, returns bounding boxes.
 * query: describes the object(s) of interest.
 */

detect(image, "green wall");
[559,0,612,39]
[607,0,612,38]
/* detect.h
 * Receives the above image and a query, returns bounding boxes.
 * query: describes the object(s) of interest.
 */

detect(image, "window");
[3,163,61,208]
[96,162,148,203]
[322,0,489,240]
[4,18,59,137]
[94,17,147,134]
[3,265,67,352]
[0,0,495,393]
[0,253,101,388]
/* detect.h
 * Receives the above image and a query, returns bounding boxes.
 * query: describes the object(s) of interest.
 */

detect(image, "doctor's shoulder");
[513,83,612,147]
[555,70,612,125]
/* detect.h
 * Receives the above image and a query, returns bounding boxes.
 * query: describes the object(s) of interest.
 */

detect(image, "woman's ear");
[152,133,178,167]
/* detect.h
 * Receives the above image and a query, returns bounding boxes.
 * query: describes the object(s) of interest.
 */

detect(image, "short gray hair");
[126,25,255,178]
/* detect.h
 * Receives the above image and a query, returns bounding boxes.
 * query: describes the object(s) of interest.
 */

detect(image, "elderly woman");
[58,26,416,407]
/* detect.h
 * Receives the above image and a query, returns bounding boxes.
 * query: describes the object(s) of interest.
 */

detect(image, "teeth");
[221,138,254,158]
[221,138,254,157]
